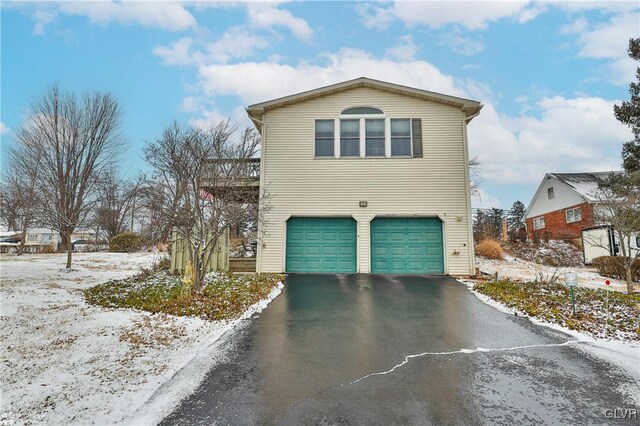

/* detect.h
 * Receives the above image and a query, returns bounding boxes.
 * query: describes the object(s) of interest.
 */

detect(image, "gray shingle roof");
[549,171,619,201]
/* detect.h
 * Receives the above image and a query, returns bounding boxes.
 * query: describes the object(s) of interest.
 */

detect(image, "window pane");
[341,140,360,156]
[575,208,581,221]
[315,120,334,157]
[391,119,411,156]
[391,138,411,156]
[342,106,383,115]
[315,140,334,157]
[391,119,410,136]
[315,120,334,138]
[341,119,359,137]
[365,119,385,157]
[341,119,360,157]
[366,119,384,136]
[366,139,384,156]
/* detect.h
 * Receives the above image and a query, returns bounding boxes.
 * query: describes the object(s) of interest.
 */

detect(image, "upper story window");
[314,106,423,159]
[342,106,383,115]
[547,187,554,200]
[365,119,385,157]
[533,216,545,230]
[565,207,582,223]
[340,120,360,157]
[391,119,411,156]
[314,120,334,157]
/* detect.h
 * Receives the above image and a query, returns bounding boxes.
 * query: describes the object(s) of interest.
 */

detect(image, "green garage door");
[286,217,357,273]
[371,217,444,274]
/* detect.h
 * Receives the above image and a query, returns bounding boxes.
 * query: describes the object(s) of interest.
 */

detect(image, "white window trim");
[533,216,545,230]
[315,107,415,159]
[565,207,582,224]
[313,119,336,158]
[390,118,413,158]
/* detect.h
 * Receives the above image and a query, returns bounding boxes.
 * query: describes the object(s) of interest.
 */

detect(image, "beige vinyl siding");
[258,86,474,275]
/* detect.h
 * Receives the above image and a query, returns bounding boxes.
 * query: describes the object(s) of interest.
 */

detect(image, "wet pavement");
[161,274,638,425]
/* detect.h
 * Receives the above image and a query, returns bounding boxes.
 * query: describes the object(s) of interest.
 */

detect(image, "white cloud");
[206,27,269,64]
[29,1,196,33]
[575,13,637,59]
[197,48,462,104]
[0,122,11,136]
[189,106,252,132]
[247,3,312,41]
[439,31,484,56]
[154,38,203,66]
[154,28,269,66]
[385,34,418,60]
[564,11,638,84]
[360,1,533,30]
[472,188,502,209]
[32,9,56,35]
[469,97,630,185]
[559,17,588,35]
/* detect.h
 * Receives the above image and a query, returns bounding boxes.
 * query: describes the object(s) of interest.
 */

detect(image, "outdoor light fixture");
[359,201,368,207]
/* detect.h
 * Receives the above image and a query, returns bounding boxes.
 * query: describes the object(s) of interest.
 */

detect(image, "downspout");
[462,110,478,276]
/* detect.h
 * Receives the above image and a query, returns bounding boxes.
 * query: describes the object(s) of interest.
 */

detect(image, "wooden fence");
[170,228,230,275]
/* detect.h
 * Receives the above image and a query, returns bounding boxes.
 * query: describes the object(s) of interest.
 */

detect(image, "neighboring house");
[234,77,482,275]
[21,228,94,253]
[524,172,617,240]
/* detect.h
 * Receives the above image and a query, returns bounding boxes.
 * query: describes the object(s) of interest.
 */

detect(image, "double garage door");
[285,217,444,274]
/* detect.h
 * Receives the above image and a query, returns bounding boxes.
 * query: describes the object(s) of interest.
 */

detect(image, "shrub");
[109,232,141,253]
[40,245,55,254]
[476,239,504,260]
[592,256,640,282]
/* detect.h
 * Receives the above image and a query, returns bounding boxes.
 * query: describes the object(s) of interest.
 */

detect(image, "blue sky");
[1,1,638,210]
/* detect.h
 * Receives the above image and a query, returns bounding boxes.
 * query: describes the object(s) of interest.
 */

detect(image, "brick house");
[524,172,616,240]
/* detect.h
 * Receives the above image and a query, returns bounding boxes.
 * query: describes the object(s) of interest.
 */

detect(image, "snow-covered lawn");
[476,255,638,293]
[0,252,282,425]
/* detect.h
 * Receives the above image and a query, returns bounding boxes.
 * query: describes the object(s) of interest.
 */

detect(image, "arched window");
[341,106,384,115]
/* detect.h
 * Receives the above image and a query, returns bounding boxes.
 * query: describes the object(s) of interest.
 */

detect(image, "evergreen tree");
[613,38,640,178]
[507,201,526,240]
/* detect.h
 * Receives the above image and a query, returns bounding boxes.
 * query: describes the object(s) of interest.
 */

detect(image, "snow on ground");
[0,252,283,425]
[457,278,640,386]
[476,255,636,293]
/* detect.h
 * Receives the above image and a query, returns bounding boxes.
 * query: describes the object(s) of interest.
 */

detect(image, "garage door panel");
[371,218,444,274]
[286,217,357,273]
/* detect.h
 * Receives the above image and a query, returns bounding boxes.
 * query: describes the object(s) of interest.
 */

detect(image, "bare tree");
[591,179,640,293]
[1,148,43,254]
[469,156,481,195]
[144,121,262,293]
[13,85,124,269]
[92,167,145,241]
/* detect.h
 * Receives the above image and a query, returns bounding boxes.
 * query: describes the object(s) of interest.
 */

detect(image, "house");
[524,172,617,240]
[218,77,482,275]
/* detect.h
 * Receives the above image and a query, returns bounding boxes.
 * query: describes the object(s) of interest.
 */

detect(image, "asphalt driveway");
[161,274,638,425]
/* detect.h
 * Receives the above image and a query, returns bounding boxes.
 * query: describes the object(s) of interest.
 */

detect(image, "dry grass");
[476,239,505,260]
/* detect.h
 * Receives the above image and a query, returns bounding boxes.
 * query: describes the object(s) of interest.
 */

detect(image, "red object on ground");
[605,280,611,286]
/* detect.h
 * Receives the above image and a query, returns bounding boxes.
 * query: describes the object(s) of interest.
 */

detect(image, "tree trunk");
[191,249,202,293]
[626,266,634,294]
[17,224,27,256]
[66,230,73,269]
[59,232,68,253]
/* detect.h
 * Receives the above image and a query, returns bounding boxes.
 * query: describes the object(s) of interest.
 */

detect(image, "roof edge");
[246,77,483,120]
